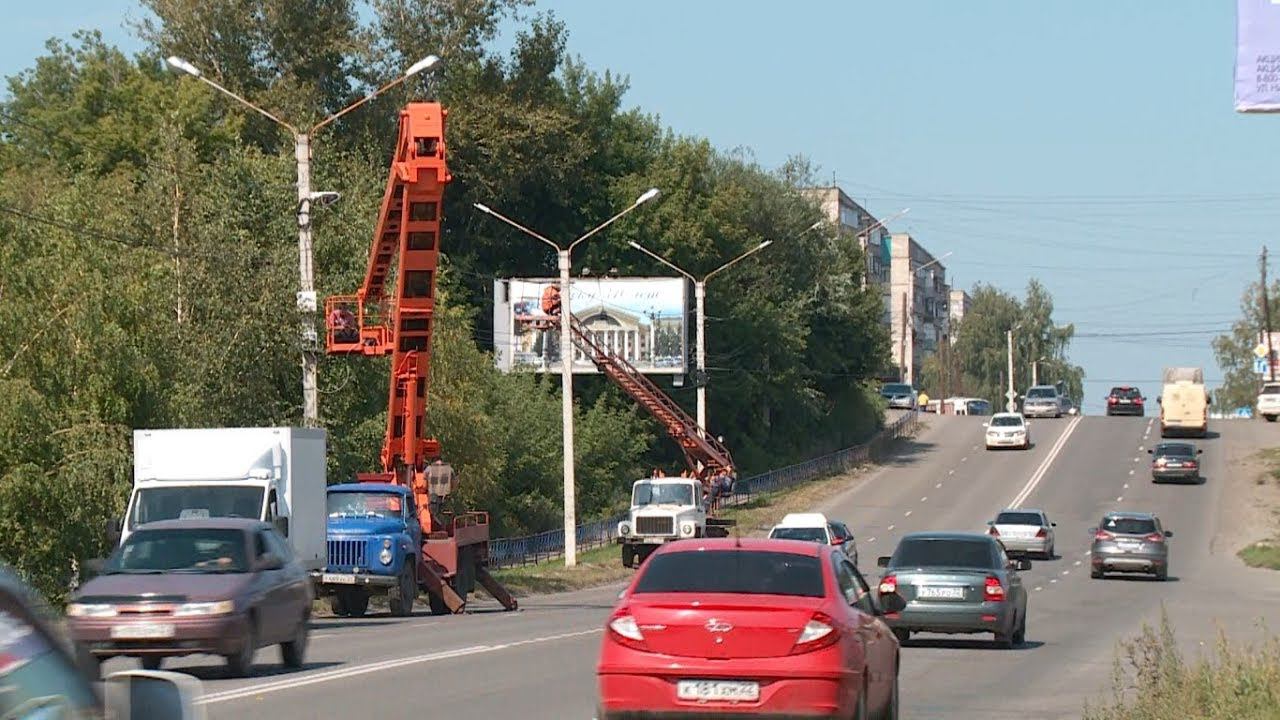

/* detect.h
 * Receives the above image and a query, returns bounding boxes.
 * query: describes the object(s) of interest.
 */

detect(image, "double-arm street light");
[473,189,662,566]
[165,53,442,426]
[626,220,822,448]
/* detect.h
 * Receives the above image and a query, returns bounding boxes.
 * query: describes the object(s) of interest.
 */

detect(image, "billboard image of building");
[492,277,688,374]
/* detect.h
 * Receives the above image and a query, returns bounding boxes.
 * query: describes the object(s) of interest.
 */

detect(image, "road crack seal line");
[197,628,605,705]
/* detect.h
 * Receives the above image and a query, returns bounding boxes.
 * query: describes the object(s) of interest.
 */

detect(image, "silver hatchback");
[1089,512,1172,580]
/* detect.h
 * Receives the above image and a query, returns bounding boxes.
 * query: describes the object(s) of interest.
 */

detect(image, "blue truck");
[312,483,423,617]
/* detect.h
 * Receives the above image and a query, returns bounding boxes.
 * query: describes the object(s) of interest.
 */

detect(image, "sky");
[3,1,1277,413]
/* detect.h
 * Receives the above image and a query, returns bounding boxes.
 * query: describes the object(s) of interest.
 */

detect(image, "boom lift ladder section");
[325,103,515,613]
[566,316,735,479]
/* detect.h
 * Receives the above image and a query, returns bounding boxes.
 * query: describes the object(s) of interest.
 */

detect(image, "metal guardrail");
[488,410,920,568]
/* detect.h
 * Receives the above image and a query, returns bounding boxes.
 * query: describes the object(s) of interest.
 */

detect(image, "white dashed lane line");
[935,483,943,489]
[887,524,896,532]
[920,496,928,503]
[904,510,913,517]
[1117,496,1124,502]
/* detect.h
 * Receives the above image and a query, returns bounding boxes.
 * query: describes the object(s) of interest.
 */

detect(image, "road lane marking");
[948,470,955,476]
[199,629,604,704]
[1129,470,1134,476]
[1123,483,1129,489]
[867,537,876,543]
[935,483,943,489]
[1074,560,1082,566]
[1009,415,1083,508]
[1034,586,1043,592]
[1061,570,1070,576]
[920,496,928,503]
[962,457,968,462]
[1050,578,1058,584]
[1133,457,1140,462]
[887,524,896,531]
[1117,496,1124,502]
[904,510,913,517]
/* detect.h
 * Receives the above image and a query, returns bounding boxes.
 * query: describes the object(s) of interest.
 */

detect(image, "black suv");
[1106,386,1145,416]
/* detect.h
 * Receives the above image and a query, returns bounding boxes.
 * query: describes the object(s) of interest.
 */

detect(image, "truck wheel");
[1267,415,1277,423]
[346,590,369,618]
[621,545,635,569]
[140,656,162,671]
[328,593,350,617]
[389,564,416,617]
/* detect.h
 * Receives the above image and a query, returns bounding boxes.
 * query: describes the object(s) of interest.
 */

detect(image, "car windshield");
[991,416,1023,427]
[328,492,403,519]
[1112,387,1141,398]
[633,550,825,597]
[1156,444,1194,457]
[1026,387,1056,398]
[128,485,265,530]
[769,527,827,543]
[105,527,250,574]
[633,482,694,506]
[891,538,994,569]
[995,512,1043,526]
[881,384,912,395]
[1262,384,1280,395]
[1102,517,1158,535]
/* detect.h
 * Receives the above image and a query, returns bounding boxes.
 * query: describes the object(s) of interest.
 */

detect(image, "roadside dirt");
[1211,420,1280,563]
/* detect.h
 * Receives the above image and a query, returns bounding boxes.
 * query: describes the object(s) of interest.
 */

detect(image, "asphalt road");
[101,414,1280,719]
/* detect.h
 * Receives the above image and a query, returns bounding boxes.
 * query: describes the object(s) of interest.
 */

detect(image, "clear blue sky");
[4,1,1276,413]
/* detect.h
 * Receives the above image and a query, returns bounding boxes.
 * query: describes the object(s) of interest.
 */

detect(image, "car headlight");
[172,600,235,617]
[681,523,695,537]
[66,603,117,618]
[618,522,631,536]
[379,548,393,565]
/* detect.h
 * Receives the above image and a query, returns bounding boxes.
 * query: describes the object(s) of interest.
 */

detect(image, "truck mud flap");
[419,563,467,614]
[476,565,519,612]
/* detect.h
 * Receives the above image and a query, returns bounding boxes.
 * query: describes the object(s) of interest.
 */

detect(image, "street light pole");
[627,221,818,444]
[166,53,441,426]
[1007,328,1016,413]
[475,188,661,567]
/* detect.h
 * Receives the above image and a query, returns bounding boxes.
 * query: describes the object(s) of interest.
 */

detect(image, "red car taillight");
[983,576,1005,602]
[790,612,840,655]
[878,574,897,595]
[1144,533,1165,543]
[607,612,649,652]
[1035,527,1047,538]
[1095,529,1115,541]
[1108,397,1118,405]
[988,526,1000,536]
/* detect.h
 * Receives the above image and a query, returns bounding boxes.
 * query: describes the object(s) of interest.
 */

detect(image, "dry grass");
[1082,609,1280,720]
[1239,540,1280,571]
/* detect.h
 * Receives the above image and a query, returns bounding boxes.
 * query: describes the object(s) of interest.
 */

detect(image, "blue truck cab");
[310,483,421,617]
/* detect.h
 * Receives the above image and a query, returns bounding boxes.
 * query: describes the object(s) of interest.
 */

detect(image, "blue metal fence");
[488,410,919,568]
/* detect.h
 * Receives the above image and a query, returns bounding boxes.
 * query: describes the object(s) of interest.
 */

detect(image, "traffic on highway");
[4,3,1280,720]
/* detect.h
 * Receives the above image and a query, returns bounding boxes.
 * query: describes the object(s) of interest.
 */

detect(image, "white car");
[985,413,1031,450]
[1258,382,1280,422]
[767,512,858,565]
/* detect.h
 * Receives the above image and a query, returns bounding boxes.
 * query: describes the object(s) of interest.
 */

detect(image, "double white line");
[198,628,603,705]
[1008,414,1082,509]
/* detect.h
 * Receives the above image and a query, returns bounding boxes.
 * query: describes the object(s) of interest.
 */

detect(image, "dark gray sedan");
[875,532,1031,649]
[1148,442,1202,483]
[1090,512,1172,580]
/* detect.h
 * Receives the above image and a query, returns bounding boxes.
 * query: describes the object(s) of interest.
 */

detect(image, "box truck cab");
[1158,367,1209,438]
[110,428,327,572]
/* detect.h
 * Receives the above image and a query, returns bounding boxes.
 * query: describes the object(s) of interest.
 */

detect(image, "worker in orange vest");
[541,284,562,317]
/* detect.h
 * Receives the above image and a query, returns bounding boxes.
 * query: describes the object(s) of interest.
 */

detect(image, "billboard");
[492,277,688,375]
[1235,0,1280,112]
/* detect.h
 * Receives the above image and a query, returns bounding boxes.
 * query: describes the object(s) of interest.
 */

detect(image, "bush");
[1083,608,1280,720]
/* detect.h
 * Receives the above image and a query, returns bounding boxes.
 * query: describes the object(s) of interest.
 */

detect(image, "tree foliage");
[1211,280,1278,412]
[936,280,1084,408]
[0,4,890,599]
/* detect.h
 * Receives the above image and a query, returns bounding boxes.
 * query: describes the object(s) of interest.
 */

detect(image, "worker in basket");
[532,284,563,369]
[329,305,358,344]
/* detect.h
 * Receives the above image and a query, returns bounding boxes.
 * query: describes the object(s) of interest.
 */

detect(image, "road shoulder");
[1211,421,1280,570]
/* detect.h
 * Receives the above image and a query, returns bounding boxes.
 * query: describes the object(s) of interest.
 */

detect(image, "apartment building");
[889,233,950,385]
[804,186,892,323]
[948,289,971,343]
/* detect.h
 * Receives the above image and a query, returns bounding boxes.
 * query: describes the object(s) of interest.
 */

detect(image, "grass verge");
[1239,540,1280,570]
[1082,609,1280,720]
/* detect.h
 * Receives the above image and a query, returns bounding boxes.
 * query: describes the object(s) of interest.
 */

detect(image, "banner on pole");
[1235,0,1280,112]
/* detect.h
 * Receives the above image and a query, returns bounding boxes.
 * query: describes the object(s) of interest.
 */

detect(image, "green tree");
[1212,279,1279,412]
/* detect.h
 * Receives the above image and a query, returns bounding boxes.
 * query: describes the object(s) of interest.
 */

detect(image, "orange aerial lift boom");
[325,102,516,614]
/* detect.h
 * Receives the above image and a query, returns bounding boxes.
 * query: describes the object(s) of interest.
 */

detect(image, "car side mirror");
[104,670,206,719]
[879,592,907,614]
[1147,448,1154,454]
[986,520,995,525]
[877,556,891,568]
[1011,558,1032,571]
[1050,522,1057,527]
[831,536,846,545]
[1164,530,1173,538]
[259,552,285,571]
[273,516,290,537]
[105,518,122,546]
[1197,449,1203,455]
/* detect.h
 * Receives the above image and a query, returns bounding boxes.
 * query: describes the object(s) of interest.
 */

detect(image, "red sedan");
[596,537,905,720]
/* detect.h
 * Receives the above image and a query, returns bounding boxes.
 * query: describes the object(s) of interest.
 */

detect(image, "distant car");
[1089,512,1172,581]
[68,518,313,678]
[1257,381,1280,422]
[1147,442,1203,483]
[880,382,917,410]
[1022,385,1064,418]
[984,412,1031,450]
[595,538,904,720]
[965,399,993,416]
[875,532,1031,649]
[987,509,1056,559]
[767,512,859,566]
[1106,386,1146,416]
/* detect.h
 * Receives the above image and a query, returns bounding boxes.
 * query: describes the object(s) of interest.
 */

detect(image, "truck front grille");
[636,517,674,536]
[328,539,367,569]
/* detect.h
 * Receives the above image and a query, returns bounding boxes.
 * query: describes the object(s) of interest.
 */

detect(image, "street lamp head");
[635,188,661,206]
[627,240,643,250]
[758,240,774,250]
[473,202,492,215]
[805,220,823,232]
[165,56,201,78]
[308,191,341,207]
[405,55,441,78]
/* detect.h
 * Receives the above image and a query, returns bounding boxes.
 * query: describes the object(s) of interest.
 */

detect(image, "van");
[1158,367,1209,438]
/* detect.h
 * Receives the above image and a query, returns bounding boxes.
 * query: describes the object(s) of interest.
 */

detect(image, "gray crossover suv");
[1089,511,1172,580]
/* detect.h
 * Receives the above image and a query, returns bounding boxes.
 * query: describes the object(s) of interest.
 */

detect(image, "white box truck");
[108,427,327,572]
